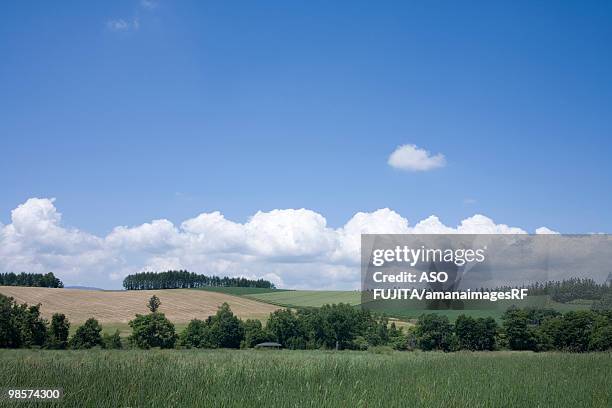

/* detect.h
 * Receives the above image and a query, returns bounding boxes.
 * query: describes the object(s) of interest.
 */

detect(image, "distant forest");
[0,272,63,288]
[494,277,612,303]
[123,270,276,290]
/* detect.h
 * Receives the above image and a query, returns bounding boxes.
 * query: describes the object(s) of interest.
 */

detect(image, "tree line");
[1,293,611,352]
[0,272,63,288]
[524,278,611,303]
[123,270,276,290]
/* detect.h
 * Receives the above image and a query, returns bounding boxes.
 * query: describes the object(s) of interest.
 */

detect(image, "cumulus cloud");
[388,144,446,171]
[0,198,557,290]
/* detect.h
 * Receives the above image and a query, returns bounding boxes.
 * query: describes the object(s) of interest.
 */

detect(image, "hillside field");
[0,286,279,329]
[244,289,361,307]
[1,349,610,407]
[236,289,588,321]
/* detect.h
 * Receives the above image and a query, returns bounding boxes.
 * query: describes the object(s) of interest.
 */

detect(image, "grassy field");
[360,295,590,321]
[0,349,610,407]
[243,289,590,321]
[196,286,289,296]
[245,290,361,307]
[0,286,279,326]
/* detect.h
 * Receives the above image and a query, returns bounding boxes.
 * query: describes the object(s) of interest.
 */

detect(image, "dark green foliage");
[0,294,48,348]
[147,295,161,313]
[267,309,303,348]
[123,270,275,290]
[547,311,598,352]
[503,308,612,352]
[47,313,70,349]
[267,305,400,350]
[128,313,177,349]
[207,303,244,348]
[526,278,611,303]
[0,294,17,347]
[0,272,63,288]
[241,319,272,348]
[502,308,537,351]
[70,318,104,349]
[415,314,457,351]
[180,319,214,348]
[318,303,362,349]
[455,315,497,351]
[180,303,244,349]
[103,330,123,349]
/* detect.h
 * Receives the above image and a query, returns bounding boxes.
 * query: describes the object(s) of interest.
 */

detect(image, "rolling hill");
[244,290,362,308]
[0,286,279,325]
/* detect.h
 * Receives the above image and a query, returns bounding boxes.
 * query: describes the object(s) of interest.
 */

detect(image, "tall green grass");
[1,350,610,407]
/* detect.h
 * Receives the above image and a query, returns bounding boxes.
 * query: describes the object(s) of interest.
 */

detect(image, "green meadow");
[1,349,610,407]
[244,289,361,308]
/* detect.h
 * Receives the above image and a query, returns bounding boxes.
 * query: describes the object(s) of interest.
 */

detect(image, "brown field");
[0,286,279,325]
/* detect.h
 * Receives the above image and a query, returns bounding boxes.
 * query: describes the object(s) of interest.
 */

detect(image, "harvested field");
[0,286,279,324]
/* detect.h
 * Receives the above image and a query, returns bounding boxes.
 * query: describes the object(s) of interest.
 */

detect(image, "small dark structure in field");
[255,342,282,349]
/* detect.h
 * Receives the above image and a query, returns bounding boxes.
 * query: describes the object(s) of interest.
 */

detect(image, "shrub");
[103,330,123,349]
[70,318,103,349]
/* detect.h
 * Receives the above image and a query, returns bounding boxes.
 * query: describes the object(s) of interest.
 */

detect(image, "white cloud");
[535,226,559,234]
[0,198,557,290]
[388,144,446,171]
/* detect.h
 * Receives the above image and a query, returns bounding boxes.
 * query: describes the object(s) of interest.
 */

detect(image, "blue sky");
[1,1,612,288]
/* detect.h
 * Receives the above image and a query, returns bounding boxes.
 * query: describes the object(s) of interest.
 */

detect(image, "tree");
[123,270,275,290]
[241,319,272,348]
[415,314,456,351]
[207,303,244,348]
[129,313,177,349]
[179,304,245,349]
[267,309,303,348]
[589,315,612,351]
[180,319,214,348]
[554,310,597,352]
[148,295,161,313]
[12,303,48,348]
[0,294,21,348]
[0,295,48,348]
[47,313,70,349]
[455,315,497,351]
[502,308,537,351]
[319,303,362,350]
[70,318,103,349]
[0,272,63,288]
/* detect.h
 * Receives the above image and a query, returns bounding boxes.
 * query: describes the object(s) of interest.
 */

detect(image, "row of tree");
[0,272,63,288]
[0,294,120,349]
[122,270,275,290]
[1,293,611,352]
[523,278,612,303]
[408,308,612,352]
